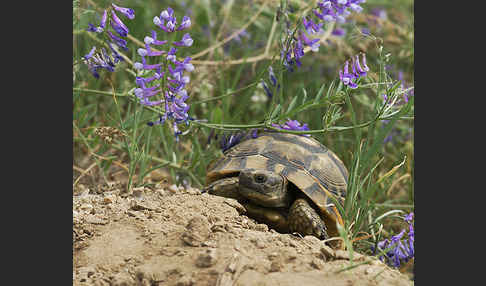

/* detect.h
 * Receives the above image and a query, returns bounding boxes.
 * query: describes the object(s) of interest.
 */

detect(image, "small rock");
[195,249,218,268]
[320,244,335,259]
[304,235,321,244]
[156,189,167,196]
[250,237,265,249]
[364,267,375,275]
[185,187,201,195]
[254,223,269,232]
[181,215,211,246]
[76,266,96,281]
[269,260,282,272]
[130,200,157,211]
[85,214,108,225]
[226,254,239,273]
[132,187,145,198]
[310,258,325,270]
[267,252,279,260]
[103,194,116,204]
[334,250,365,261]
[168,184,179,193]
[176,275,195,286]
[80,203,93,213]
[127,210,145,220]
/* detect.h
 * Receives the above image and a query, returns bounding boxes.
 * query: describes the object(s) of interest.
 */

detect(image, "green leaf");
[301,88,308,105]
[270,104,282,120]
[286,95,299,113]
[313,83,326,103]
[211,107,223,124]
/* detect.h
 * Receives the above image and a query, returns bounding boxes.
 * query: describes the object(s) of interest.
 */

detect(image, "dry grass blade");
[73,162,97,188]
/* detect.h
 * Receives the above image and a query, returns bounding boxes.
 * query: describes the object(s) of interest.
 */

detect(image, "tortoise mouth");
[239,186,288,208]
[238,172,289,208]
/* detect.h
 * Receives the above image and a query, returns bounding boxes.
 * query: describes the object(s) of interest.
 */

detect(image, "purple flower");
[156,7,178,33]
[87,10,107,33]
[110,10,129,37]
[166,47,178,62]
[332,27,346,37]
[268,66,278,87]
[271,119,310,136]
[371,7,387,20]
[100,10,108,29]
[144,30,168,46]
[361,27,371,35]
[138,43,166,57]
[313,0,364,24]
[302,17,322,34]
[218,130,259,152]
[82,4,135,79]
[136,7,195,140]
[261,66,280,99]
[111,3,135,20]
[82,46,119,79]
[177,16,191,31]
[83,46,97,61]
[339,53,369,89]
[107,30,128,50]
[133,55,163,70]
[372,212,414,268]
[353,53,369,77]
[299,33,320,52]
[175,57,195,72]
[172,33,193,47]
[339,60,358,89]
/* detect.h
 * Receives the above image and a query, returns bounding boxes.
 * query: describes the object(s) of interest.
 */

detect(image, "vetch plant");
[372,213,414,268]
[74,2,414,270]
[339,53,370,89]
[83,3,135,78]
[132,7,194,141]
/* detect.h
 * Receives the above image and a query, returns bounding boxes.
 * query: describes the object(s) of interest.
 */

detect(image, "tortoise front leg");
[288,198,328,240]
[204,178,289,233]
[243,203,289,233]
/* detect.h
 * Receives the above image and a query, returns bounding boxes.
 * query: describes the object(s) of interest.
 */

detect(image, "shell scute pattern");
[206,132,348,222]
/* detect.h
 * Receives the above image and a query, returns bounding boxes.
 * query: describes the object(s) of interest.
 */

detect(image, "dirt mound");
[73,183,413,286]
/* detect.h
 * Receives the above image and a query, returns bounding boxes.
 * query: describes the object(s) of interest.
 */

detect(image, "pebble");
[80,203,94,213]
[181,215,211,247]
[310,258,325,270]
[320,245,335,258]
[195,249,218,268]
[269,260,282,272]
[185,187,200,195]
[132,187,145,198]
[103,194,116,204]
[168,184,179,193]
[254,224,269,232]
[250,237,266,249]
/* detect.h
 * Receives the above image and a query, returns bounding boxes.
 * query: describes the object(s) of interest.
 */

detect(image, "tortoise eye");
[254,174,267,183]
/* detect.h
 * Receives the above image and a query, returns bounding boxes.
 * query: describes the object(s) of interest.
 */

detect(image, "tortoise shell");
[206,132,348,234]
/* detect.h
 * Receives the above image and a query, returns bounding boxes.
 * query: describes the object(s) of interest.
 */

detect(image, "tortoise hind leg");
[288,198,328,240]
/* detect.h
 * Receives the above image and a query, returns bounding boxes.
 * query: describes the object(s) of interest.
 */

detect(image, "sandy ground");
[73,181,413,286]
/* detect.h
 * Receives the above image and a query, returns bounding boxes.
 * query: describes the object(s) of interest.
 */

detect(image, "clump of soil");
[73,182,413,286]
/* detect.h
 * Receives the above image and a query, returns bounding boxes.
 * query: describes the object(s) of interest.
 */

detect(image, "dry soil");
[73,181,413,286]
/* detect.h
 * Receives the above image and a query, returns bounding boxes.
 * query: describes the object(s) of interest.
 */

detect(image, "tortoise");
[204,132,348,240]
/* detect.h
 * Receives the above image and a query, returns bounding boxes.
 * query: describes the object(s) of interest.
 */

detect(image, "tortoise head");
[238,169,291,208]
